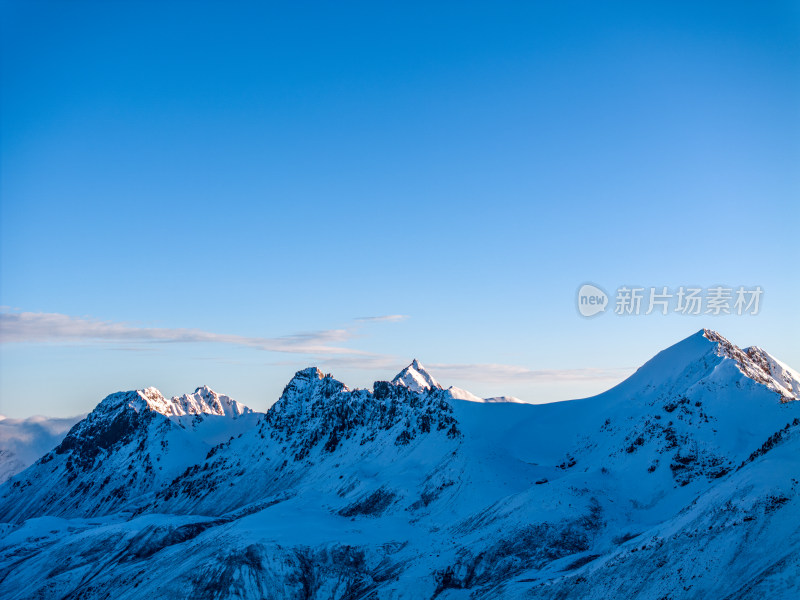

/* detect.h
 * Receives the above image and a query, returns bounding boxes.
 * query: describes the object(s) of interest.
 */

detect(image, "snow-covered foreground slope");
[1,329,799,599]
[0,415,84,483]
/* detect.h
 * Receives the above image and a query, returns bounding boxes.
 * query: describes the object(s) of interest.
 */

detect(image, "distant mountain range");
[1,329,798,599]
[0,414,84,484]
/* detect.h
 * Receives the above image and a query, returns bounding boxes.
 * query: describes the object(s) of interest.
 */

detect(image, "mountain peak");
[391,359,442,393]
[168,386,252,418]
[703,328,798,401]
[702,327,732,346]
[604,329,799,405]
[280,367,328,396]
[269,368,348,421]
[93,387,168,417]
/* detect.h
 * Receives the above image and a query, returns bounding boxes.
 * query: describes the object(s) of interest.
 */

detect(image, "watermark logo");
[577,283,609,317]
[577,284,763,317]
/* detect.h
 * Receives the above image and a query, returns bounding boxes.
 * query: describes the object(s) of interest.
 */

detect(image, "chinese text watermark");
[577,284,762,317]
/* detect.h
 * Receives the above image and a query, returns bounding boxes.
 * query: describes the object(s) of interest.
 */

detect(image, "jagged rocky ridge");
[149,366,461,516]
[0,330,799,600]
[264,366,458,456]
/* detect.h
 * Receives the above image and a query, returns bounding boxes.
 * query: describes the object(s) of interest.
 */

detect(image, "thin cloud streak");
[315,355,405,372]
[354,315,409,323]
[0,311,631,389]
[313,356,634,386]
[427,362,635,384]
[0,311,368,356]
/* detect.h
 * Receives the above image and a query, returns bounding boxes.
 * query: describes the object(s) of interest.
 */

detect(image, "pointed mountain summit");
[597,328,799,406]
[391,359,442,392]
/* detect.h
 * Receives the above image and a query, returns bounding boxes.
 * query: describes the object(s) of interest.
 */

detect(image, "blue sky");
[1,1,798,417]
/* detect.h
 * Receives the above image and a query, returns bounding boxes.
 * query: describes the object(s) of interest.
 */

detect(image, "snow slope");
[0,329,798,599]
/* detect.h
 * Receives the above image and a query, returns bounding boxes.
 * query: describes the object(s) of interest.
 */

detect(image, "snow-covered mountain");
[0,387,259,522]
[1,329,798,599]
[0,414,84,483]
[392,358,442,392]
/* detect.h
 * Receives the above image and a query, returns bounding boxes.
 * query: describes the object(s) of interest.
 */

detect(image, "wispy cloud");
[426,362,634,384]
[354,315,409,323]
[0,310,631,391]
[315,355,406,372]
[0,311,367,356]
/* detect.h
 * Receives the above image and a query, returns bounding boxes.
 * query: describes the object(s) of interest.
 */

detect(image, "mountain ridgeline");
[1,329,799,599]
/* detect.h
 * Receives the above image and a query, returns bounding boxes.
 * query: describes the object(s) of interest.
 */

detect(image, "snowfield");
[0,329,798,599]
